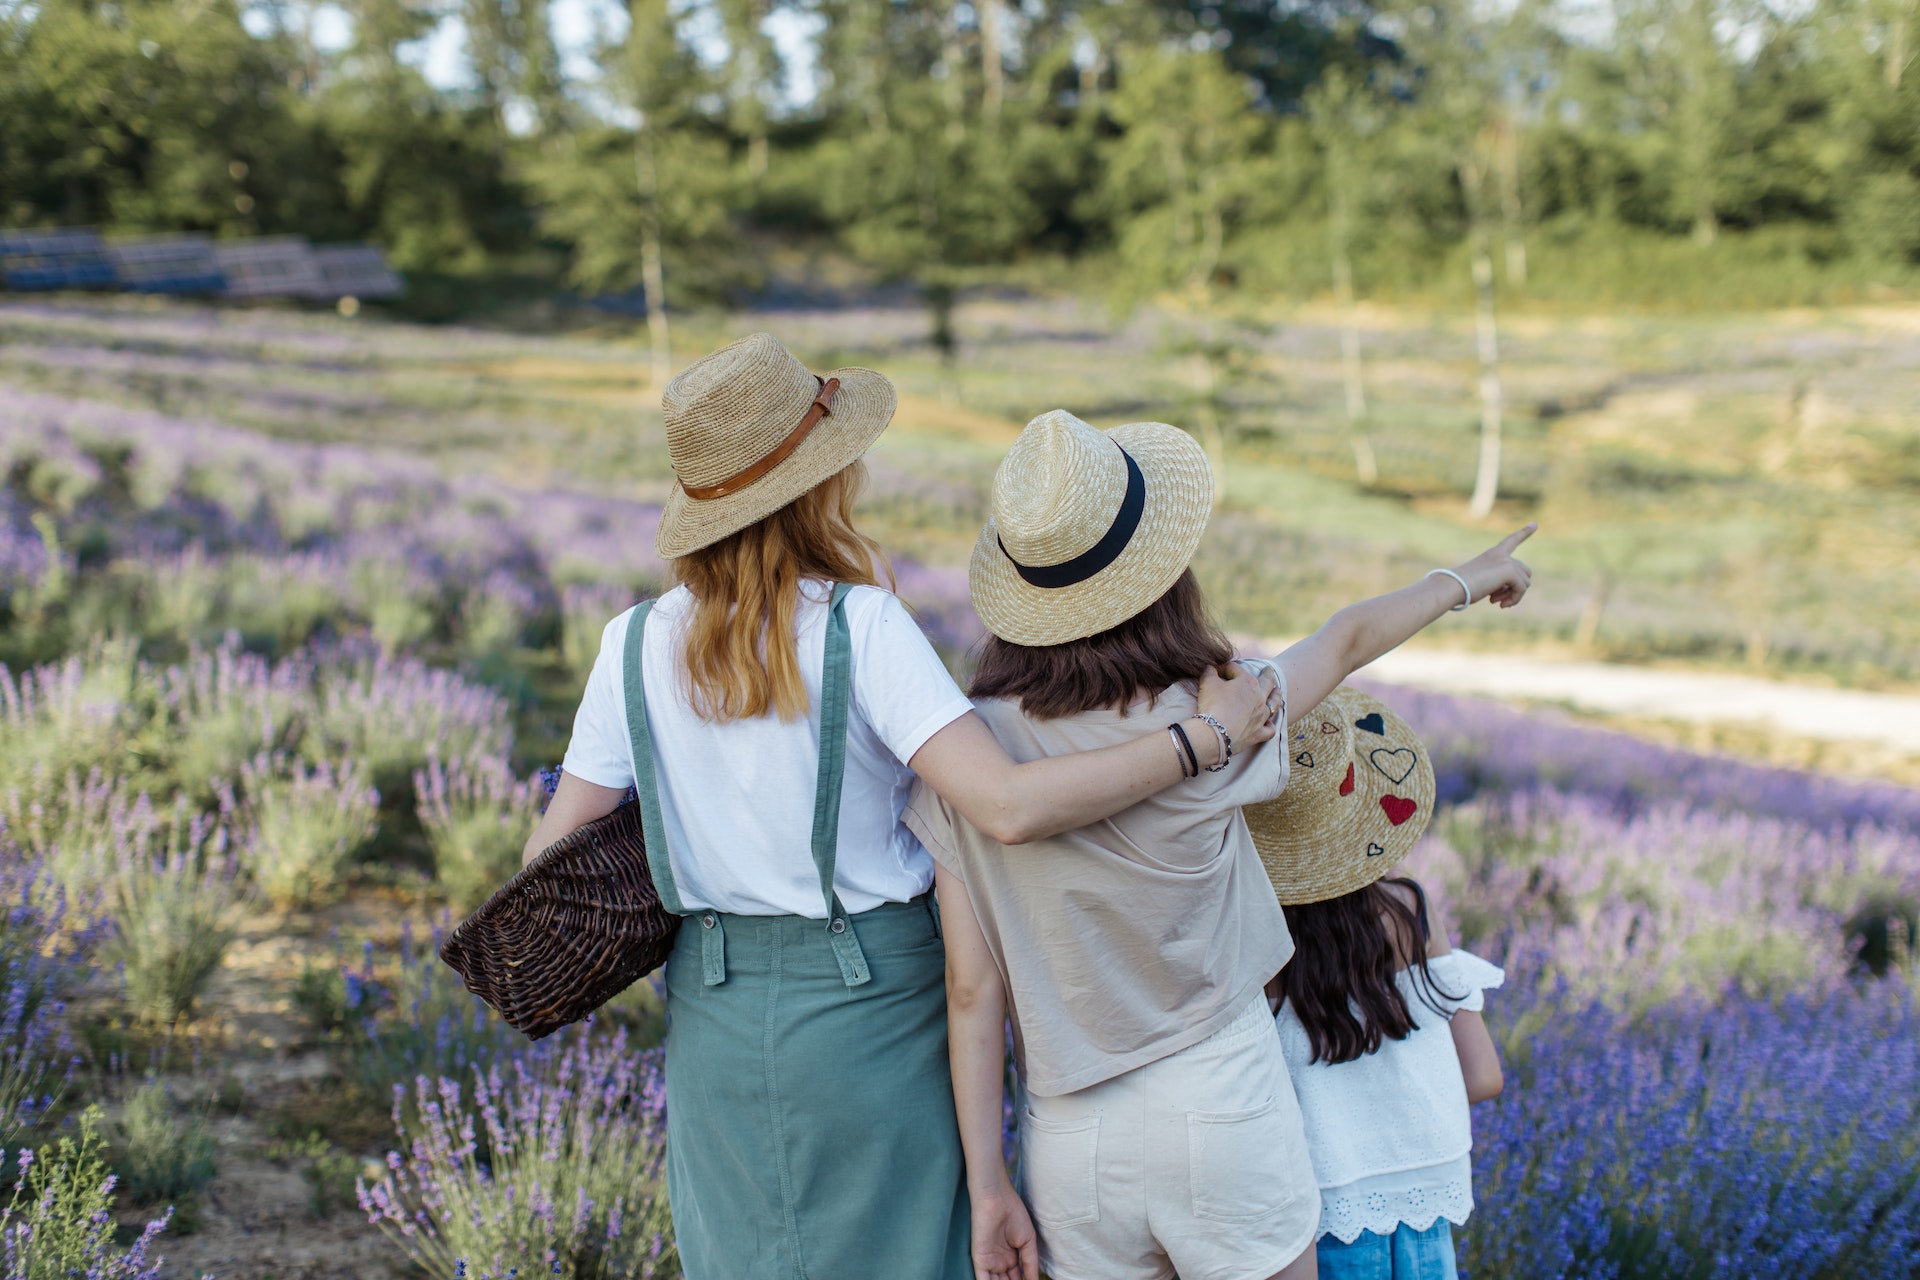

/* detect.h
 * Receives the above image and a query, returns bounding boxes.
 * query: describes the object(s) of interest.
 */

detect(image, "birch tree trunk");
[980,0,1005,123]
[1328,185,1378,486]
[1887,0,1914,89]
[1462,155,1504,519]
[634,125,671,387]
[1189,350,1227,509]
[1495,108,1527,288]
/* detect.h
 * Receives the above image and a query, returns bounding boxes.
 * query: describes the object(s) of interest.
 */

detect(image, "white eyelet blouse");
[1274,949,1505,1244]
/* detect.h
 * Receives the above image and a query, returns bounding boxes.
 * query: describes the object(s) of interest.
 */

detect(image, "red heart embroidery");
[1339,763,1356,796]
[1379,795,1418,826]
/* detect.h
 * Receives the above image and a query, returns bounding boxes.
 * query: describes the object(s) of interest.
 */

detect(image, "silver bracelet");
[1426,568,1472,612]
[1192,713,1233,772]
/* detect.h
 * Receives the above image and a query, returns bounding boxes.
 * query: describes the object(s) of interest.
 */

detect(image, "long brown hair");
[672,462,888,722]
[968,569,1232,719]
[1279,877,1460,1065]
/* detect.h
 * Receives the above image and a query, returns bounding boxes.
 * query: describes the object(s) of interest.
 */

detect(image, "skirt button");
[829,918,847,934]
[702,914,717,929]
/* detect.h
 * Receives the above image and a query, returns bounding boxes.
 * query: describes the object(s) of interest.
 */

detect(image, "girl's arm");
[1275,524,1536,723]
[1450,1011,1504,1104]
[910,662,1280,846]
[936,866,1040,1280]
[1421,885,1505,1104]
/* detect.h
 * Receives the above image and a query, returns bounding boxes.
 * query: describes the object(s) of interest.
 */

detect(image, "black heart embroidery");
[1369,747,1416,785]
[1366,842,1386,857]
[1294,751,1315,769]
[1354,712,1386,736]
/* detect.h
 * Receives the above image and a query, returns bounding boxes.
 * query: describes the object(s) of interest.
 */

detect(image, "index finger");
[1498,522,1538,552]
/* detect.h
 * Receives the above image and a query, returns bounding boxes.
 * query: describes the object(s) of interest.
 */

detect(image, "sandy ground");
[1355,644,1920,754]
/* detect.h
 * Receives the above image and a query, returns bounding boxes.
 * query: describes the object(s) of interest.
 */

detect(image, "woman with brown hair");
[907,410,1533,1280]
[517,336,1281,1280]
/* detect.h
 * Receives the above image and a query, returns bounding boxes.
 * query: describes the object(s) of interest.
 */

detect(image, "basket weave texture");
[438,800,680,1040]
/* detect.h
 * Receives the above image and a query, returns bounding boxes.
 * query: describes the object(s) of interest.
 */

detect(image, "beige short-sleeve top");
[904,663,1293,1097]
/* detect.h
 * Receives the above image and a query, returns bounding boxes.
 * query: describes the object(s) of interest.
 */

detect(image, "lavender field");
[0,297,1917,1278]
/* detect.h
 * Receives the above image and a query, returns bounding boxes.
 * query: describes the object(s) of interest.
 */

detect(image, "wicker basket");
[438,800,681,1040]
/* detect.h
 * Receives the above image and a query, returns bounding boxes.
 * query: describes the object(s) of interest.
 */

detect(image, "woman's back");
[563,580,971,918]
[906,667,1291,1097]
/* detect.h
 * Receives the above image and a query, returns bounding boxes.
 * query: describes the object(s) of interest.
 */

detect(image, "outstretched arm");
[937,866,1040,1280]
[1276,524,1536,721]
[910,663,1280,846]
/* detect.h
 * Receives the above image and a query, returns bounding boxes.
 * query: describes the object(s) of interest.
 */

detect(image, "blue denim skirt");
[1317,1219,1459,1280]
[662,895,972,1280]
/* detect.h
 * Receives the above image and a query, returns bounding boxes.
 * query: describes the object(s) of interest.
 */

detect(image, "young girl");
[1248,688,1506,1280]
[907,409,1533,1280]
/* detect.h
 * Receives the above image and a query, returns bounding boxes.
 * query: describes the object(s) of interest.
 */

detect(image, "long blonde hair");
[672,462,890,722]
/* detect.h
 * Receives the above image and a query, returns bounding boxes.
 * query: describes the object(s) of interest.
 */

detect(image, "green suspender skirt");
[623,585,972,1280]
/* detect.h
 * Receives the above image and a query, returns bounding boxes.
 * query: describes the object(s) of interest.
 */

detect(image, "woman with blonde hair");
[519,335,1281,1280]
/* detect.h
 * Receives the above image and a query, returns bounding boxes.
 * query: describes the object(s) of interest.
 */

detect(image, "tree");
[1389,0,1515,518]
[529,0,741,381]
[1101,45,1271,301]
[1305,64,1382,485]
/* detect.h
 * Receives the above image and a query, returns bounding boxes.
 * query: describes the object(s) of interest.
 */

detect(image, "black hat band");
[999,444,1147,590]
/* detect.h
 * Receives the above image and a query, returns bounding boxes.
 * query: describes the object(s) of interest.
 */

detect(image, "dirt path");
[1350,645,1920,754]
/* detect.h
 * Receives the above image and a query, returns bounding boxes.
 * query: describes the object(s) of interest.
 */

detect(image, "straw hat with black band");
[655,332,899,559]
[970,410,1216,647]
[1245,687,1437,905]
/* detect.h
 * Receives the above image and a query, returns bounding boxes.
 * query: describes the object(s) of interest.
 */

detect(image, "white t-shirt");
[560,581,974,918]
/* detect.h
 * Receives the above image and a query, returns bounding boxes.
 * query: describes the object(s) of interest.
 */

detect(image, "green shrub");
[266,1131,363,1217]
[149,641,309,803]
[307,653,511,801]
[105,823,242,1025]
[348,558,439,653]
[0,1107,170,1278]
[116,1081,217,1206]
[223,753,379,909]
[0,638,140,795]
[414,755,544,910]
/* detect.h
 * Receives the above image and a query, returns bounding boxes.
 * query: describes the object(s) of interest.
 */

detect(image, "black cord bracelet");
[1169,721,1200,779]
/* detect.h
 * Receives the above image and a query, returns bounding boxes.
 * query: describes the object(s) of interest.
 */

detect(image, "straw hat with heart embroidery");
[1244,687,1436,905]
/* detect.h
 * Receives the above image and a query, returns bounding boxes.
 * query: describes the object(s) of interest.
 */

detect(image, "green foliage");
[223,753,379,909]
[4,0,1918,308]
[0,1107,171,1279]
[116,1081,217,1206]
[104,819,240,1024]
[413,755,544,910]
[265,1130,363,1218]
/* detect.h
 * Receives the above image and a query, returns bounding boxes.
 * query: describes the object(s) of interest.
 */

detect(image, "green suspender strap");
[621,585,871,990]
[814,583,872,987]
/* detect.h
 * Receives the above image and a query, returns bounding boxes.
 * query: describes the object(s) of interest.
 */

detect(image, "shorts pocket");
[1019,1110,1101,1228]
[1187,1098,1299,1224]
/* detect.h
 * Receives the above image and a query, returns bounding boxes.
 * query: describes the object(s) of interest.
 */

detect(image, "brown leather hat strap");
[680,376,840,501]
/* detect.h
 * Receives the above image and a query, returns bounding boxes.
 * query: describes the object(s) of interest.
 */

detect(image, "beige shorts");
[1020,994,1320,1280]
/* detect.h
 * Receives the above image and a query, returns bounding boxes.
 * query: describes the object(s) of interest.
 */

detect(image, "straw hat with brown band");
[1244,687,1437,906]
[969,410,1216,647]
[654,332,899,559]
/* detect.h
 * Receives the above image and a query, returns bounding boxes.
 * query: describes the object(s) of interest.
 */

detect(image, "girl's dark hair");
[1279,877,1461,1065]
[968,570,1233,719]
